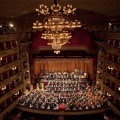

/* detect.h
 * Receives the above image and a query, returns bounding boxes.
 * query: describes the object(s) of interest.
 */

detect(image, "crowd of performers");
[46,81,85,92]
[18,85,108,111]
[36,70,86,81]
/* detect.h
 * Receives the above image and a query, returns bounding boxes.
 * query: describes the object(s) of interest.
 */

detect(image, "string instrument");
[98,95,101,101]
[76,102,79,108]
[74,100,78,106]
[88,100,91,106]
[81,101,85,108]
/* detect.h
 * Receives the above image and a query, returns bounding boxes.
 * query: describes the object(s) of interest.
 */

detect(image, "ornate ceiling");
[0,0,120,18]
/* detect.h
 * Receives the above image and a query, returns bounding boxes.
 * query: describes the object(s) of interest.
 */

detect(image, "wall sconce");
[12,67,17,74]
[12,67,17,70]
[0,57,2,60]
[0,57,2,66]
[9,23,14,27]
[118,87,120,91]
[107,92,111,96]
[15,91,19,95]
[96,81,99,84]
[1,86,6,90]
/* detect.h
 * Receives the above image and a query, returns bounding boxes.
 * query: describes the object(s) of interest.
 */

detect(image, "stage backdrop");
[34,58,93,76]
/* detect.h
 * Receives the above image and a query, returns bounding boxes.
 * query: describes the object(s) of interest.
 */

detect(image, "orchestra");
[18,85,108,111]
[18,70,108,112]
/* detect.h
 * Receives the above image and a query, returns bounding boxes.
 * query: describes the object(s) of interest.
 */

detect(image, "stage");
[16,106,110,116]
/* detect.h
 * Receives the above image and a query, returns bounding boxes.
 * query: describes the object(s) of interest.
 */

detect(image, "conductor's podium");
[58,103,66,110]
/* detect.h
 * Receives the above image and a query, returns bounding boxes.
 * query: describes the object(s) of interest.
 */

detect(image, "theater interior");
[0,0,120,120]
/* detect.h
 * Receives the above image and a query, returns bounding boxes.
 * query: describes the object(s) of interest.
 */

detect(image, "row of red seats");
[0,53,19,66]
[105,79,120,95]
[0,40,17,50]
[108,39,120,48]
[106,52,120,63]
[0,66,20,81]
[0,90,22,113]
[106,66,120,79]
[0,79,22,97]
[108,96,120,111]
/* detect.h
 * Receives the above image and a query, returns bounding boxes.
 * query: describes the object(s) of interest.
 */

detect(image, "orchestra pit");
[0,0,120,120]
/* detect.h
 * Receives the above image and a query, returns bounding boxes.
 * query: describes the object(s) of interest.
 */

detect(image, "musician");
[18,86,108,111]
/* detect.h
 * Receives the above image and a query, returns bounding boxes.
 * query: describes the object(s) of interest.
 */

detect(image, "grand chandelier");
[33,0,81,53]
